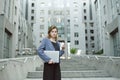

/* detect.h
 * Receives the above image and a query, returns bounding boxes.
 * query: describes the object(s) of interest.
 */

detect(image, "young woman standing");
[37,25,65,80]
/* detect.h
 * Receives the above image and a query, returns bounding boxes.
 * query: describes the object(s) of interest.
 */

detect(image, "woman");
[37,25,65,80]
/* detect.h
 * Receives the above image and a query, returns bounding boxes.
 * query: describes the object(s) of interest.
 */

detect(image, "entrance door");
[4,29,11,58]
[113,32,120,56]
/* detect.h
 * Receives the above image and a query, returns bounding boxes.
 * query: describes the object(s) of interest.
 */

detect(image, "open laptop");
[44,51,59,63]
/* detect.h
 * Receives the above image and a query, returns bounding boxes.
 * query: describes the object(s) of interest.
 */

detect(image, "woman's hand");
[61,43,65,50]
[48,59,54,64]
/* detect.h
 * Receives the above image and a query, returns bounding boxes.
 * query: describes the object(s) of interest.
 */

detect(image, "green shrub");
[70,48,77,54]
[94,49,103,55]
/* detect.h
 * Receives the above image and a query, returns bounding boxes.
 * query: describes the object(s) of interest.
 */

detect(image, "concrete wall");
[0,15,4,58]
[0,0,4,14]
[70,0,86,52]
[0,14,15,58]
[94,0,120,56]
[82,0,98,54]
[106,15,120,56]
[0,56,43,80]
[0,55,120,80]
[78,55,120,78]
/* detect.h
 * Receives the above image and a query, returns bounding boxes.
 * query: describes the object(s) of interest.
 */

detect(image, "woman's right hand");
[48,59,54,64]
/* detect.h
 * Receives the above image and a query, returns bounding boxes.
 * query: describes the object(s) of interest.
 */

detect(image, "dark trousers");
[43,63,61,80]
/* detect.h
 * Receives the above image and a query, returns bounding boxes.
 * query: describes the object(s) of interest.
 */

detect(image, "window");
[48,10,51,15]
[86,43,88,48]
[31,3,35,7]
[86,50,88,54]
[40,32,44,37]
[40,2,45,6]
[54,11,63,15]
[73,1,78,7]
[66,10,70,15]
[116,1,119,8]
[104,21,107,27]
[90,23,94,27]
[31,23,34,27]
[95,0,98,11]
[15,6,17,15]
[83,2,86,6]
[84,9,86,13]
[74,24,79,27]
[74,32,79,37]
[40,25,44,29]
[74,9,78,14]
[75,40,79,45]
[85,36,87,40]
[18,26,20,30]
[31,10,34,13]
[40,10,44,15]
[103,5,106,14]
[90,36,94,41]
[74,17,78,22]
[31,16,34,20]
[85,29,87,33]
[14,22,16,28]
[73,1,77,4]
[90,30,94,34]
[85,23,87,27]
[91,43,94,48]
[40,17,44,22]
[67,19,70,22]
[84,16,87,20]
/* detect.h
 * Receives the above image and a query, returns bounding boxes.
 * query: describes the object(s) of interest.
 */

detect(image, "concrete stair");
[27,70,110,78]
[25,57,116,80]
[25,78,120,80]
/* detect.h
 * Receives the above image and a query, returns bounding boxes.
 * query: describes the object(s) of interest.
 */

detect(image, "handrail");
[87,56,90,59]
[0,64,7,71]
[86,55,99,60]
[33,56,36,60]
[0,59,9,63]
[95,56,99,60]
[9,59,24,64]
[109,56,114,62]
[0,59,9,71]
[24,57,28,63]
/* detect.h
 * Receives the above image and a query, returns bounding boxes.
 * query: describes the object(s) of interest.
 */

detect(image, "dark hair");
[48,25,58,40]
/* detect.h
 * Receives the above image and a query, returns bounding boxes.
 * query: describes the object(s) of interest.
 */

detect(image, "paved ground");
[25,78,120,80]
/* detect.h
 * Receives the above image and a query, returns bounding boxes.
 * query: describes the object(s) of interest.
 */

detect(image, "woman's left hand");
[48,59,54,64]
[61,43,65,50]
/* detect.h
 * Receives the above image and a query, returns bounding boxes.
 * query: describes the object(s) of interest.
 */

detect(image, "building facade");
[0,0,33,59]
[0,0,16,58]
[94,0,120,56]
[82,0,98,54]
[27,0,36,48]
[32,0,86,55]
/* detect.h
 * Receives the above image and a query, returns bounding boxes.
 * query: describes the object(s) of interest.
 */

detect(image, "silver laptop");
[44,51,59,63]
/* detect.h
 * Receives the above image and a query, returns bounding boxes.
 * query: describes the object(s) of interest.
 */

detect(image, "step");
[27,70,111,78]
[39,63,89,68]
[36,66,96,71]
[36,62,96,71]
[25,78,120,80]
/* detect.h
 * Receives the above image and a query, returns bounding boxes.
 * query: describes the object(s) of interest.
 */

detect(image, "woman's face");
[50,28,58,38]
